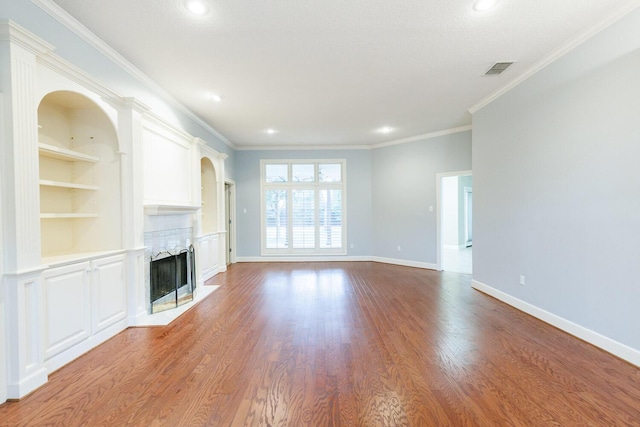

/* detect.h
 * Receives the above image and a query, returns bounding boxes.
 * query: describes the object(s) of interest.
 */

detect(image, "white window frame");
[260,159,347,256]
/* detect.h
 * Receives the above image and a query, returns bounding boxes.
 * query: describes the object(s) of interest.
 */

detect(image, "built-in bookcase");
[200,157,217,234]
[38,91,123,260]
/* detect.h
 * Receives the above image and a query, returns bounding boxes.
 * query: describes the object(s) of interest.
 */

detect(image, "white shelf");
[38,143,99,163]
[144,204,200,215]
[39,180,99,191]
[41,213,99,219]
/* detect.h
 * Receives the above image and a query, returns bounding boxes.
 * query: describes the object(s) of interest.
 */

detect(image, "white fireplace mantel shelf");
[144,204,201,215]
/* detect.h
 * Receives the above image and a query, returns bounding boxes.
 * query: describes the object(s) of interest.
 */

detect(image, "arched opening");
[38,91,122,258]
[200,157,218,234]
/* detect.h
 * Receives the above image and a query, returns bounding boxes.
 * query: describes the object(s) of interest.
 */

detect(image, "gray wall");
[472,9,640,350]
[2,0,235,179]
[235,149,373,258]
[372,131,472,264]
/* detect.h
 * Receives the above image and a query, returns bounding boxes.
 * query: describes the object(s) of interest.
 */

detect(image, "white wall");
[372,131,472,265]
[472,8,640,358]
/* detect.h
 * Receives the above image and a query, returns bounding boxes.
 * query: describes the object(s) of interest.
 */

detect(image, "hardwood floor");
[1,262,639,426]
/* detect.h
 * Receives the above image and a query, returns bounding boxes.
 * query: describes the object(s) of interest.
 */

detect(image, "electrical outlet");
[520,275,526,286]
[397,245,402,251]
[350,243,354,249]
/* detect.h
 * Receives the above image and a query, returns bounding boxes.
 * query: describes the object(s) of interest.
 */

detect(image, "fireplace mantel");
[144,204,200,216]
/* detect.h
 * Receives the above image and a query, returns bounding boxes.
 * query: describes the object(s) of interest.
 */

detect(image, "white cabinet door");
[91,254,126,334]
[42,262,91,360]
[198,234,220,281]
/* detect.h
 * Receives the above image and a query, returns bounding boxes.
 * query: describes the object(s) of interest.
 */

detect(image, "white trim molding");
[372,125,472,150]
[236,144,371,152]
[370,257,437,270]
[236,125,473,152]
[143,205,200,216]
[237,256,371,263]
[0,19,55,55]
[471,279,640,367]
[235,256,437,271]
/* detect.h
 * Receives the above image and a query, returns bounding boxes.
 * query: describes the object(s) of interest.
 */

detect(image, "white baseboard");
[471,279,640,367]
[236,256,371,263]
[371,256,438,270]
[200,267,218,282]
[45,318,129,375]
[236,255,437,271]
[443,244,467,250]
[7,367,48,399]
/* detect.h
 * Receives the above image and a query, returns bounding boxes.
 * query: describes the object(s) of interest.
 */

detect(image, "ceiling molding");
[37,50,126,103]
[469,0,640,114]
[236,125,473,151]
[31,0,235,149]
[371,125,473,150]
[235,144,372,152]
[0,19,56,55]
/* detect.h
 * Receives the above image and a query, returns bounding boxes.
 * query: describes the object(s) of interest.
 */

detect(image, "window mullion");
[314,186,320,250]
[287,187,293,253]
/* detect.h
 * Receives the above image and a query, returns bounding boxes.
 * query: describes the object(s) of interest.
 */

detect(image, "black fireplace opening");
[150,246,196,314]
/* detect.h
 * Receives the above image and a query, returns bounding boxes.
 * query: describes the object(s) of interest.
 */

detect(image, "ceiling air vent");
[485,61,514,75]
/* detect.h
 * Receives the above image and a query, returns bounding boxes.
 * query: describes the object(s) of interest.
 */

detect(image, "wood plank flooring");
[1,262,639,426]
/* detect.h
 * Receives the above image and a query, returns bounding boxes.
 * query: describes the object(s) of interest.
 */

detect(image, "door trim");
[436,170,472,271]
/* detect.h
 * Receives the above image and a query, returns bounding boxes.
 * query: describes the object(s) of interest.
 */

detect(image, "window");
[261,160,346,255]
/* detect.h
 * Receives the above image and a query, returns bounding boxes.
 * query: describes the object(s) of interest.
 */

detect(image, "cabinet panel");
[92,255,126,333]
[43,262,91,360]
[198,234,220,280]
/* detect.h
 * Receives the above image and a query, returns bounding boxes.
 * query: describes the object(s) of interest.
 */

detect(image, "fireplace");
[150,245,196,314]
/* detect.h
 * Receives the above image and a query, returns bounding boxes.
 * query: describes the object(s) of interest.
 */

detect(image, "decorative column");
[0,20,55,398]
[113,97,150,325]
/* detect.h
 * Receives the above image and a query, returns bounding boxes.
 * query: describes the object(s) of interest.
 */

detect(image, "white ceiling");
[49,0,637,148]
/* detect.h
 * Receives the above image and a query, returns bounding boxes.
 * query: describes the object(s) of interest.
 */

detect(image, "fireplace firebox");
[150,245,196,313]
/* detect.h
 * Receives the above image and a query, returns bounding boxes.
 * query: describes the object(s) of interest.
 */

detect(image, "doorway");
[436,171,472,274]
[224,181,236,265]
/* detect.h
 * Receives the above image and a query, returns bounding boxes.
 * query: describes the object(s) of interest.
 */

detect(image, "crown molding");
[36,50,126,103]
[235,143,371,151]
[142,109,195,144]
[0,19,55,55]
[31,0,235,149]
[235,125,473,151]
[469,0,640,114]
[371,125,472,149]
[199,141,229,160]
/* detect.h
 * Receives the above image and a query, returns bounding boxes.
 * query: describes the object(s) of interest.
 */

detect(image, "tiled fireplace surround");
[140,213,219,325]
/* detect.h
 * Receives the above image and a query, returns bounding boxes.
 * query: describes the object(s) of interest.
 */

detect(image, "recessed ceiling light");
[211,93,222,102]
[266,129,276,135]
[378,126,393,134]
[473,0,499,12]
[185,0,208,15]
